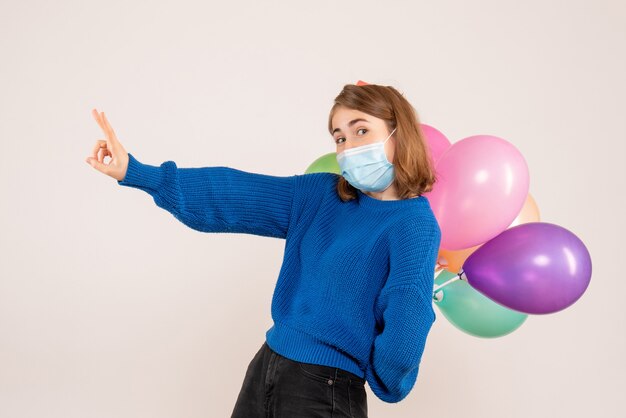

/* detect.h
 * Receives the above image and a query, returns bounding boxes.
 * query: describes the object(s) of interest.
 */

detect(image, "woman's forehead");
[332,108,379,130]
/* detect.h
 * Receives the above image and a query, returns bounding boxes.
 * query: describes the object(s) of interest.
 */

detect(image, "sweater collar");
[356,189,429,209]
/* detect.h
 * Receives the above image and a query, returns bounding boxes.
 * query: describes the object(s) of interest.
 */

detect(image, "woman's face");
[331,106,395,163]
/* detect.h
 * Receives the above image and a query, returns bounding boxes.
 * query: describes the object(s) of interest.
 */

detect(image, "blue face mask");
[336,127,397,192]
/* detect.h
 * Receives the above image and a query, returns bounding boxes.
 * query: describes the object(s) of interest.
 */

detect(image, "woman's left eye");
[357,128,367,135]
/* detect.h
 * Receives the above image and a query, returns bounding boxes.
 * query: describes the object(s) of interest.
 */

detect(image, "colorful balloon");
[305,153,340,174]
[462,222,592,314]
[438,245,481,274]
[434,270,528,338]
[509,193,540,228]
[420,124,451,167]
[438,192,541,273]
[424,135,530,250]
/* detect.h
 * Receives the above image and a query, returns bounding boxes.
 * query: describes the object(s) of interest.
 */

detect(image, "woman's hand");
[86,108,130,182]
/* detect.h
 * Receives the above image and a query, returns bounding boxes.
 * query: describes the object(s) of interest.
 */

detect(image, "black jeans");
[231,341,368,417]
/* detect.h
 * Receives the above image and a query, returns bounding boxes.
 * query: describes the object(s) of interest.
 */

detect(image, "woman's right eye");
[335,137,345,144]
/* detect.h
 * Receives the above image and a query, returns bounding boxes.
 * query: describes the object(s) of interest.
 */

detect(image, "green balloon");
[305,152,341,174]
[434,270,528,338]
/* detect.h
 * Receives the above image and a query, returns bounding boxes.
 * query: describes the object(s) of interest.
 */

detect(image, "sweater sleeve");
[365,217,441,403]
[116,152,297,238]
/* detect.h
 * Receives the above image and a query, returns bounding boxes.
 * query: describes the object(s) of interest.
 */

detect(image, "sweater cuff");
[117,153,165,193]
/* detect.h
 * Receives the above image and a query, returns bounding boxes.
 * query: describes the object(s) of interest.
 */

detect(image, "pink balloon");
[420,124,452,166]
[424,135,529,250]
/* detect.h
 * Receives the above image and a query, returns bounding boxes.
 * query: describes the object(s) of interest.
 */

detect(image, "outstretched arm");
[86,109,297,238]
[117,152,297,239]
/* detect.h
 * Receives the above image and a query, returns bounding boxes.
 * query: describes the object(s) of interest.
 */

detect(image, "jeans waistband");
[263,341,366,385]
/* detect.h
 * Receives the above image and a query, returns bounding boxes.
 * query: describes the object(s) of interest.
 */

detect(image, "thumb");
[86,157,109,174]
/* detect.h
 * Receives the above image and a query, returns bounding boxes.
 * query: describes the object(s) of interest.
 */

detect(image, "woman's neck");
[362,184,420,201]
[363,184,398,201]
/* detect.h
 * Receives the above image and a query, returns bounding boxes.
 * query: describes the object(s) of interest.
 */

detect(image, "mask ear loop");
[384,127,397,144]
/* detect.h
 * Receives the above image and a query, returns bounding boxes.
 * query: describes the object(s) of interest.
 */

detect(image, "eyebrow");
[332,118,370,135]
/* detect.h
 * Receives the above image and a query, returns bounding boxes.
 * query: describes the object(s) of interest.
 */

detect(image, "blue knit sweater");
[117,152,441,403]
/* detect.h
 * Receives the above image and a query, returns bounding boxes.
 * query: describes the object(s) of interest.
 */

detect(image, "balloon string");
[433,276,460,293]
[432,269,466,293]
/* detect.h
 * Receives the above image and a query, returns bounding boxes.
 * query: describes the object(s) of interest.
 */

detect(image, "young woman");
[86,83,441,417]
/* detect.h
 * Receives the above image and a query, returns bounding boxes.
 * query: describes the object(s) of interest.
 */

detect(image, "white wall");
[0,0,623,417]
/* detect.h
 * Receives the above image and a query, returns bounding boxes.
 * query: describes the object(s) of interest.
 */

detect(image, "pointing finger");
[101,112,116,140]
[92,108,108,137]
[92,109,116,151]
[101,111,120,153]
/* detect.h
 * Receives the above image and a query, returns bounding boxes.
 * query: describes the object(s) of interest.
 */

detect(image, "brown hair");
[328,83,437,202]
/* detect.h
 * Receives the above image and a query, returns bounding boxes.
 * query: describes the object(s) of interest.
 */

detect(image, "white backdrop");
[1,0,624,417]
